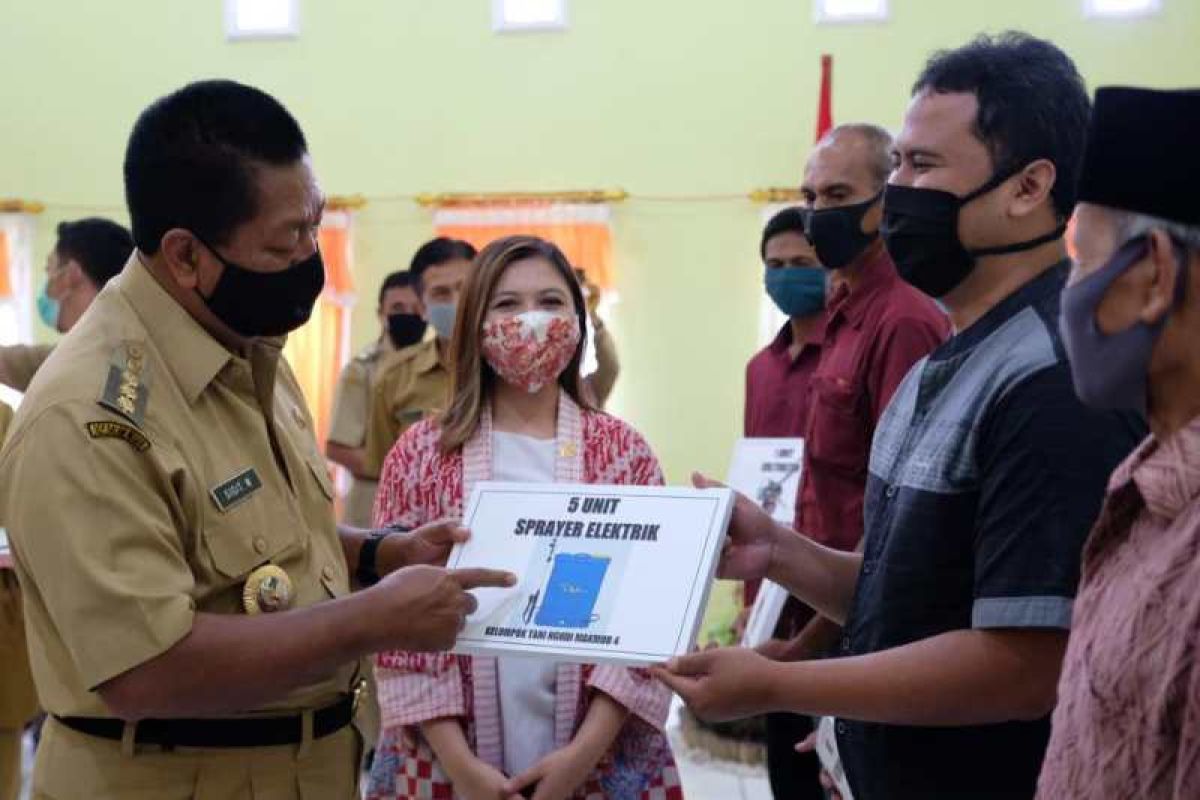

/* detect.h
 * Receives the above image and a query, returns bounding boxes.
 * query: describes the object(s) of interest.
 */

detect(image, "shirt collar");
[932,261,1069,362]
[825,246,897,329]
[768,315,827,355]
[116,253,235,404]
[412,337,447,375]
[1109,415,1200,521]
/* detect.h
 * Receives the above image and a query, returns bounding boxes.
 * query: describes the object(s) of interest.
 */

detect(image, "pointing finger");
[449,568,517,590]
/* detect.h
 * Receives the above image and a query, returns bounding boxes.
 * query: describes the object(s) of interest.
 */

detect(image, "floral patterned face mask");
[481,309,581,393]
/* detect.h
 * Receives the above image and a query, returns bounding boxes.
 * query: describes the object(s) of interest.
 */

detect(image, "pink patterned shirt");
[1038,416,1200,799]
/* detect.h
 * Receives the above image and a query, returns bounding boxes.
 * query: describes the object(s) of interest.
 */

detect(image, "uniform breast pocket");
[807,375,870,476]
[201,486,300,581]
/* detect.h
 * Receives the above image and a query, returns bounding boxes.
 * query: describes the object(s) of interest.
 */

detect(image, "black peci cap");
[1077,86,1200,226]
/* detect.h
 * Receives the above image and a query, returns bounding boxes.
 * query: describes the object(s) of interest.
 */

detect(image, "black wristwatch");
[356,525,409,587]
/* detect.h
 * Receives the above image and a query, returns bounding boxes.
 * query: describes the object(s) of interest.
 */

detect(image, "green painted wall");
[3,0,1197,483]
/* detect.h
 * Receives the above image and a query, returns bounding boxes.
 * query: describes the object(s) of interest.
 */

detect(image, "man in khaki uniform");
[326,271,423,528]
[362,238,476,478]
[0,80,511,800]
[0,401,38,800]
[0,217,132,392]
[0,219,132,797]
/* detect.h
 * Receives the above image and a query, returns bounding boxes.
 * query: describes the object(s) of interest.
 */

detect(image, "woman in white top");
[367,236,683,800]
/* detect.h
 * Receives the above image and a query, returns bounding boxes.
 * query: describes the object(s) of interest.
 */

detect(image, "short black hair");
[409,237,477,293]
[913,31,1090,219]
[761,207,809,259]
[378,270,416,307]
[54,218,134,288]
[124,80,308,255]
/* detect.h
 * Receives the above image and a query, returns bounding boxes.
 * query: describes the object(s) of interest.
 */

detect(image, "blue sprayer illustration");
[532,553,611,629]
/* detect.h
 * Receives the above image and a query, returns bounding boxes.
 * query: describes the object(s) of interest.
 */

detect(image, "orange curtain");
[435,216,616,289]
[0,230,11,298]
[282,224,354,447]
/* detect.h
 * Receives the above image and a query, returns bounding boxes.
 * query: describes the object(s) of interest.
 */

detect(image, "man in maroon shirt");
[762,124,951,675]
[798,123,950,558]
[742,207,829,799]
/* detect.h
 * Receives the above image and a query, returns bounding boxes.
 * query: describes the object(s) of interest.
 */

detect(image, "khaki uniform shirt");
[1,398,38,733]
[0,257,358,798]
[0,343,54,392]
[362,338,450,480]
[327,338,392,528]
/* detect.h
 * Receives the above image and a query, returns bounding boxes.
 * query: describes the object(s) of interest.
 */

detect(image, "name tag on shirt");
[211,468,263,512]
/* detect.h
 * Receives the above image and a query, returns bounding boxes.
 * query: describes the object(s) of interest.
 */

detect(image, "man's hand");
[377,518,469,574]
[364,565,515,652]
[796,733,843,800]
[650,646,780,723]
[504,741,599,800]
[754,637,795,662]
[692,473,778,582]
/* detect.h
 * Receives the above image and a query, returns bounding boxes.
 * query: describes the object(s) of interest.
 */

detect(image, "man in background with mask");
[0,217,131,392]
[0,80,512,799]
[740,207,828,799]
[796,123,948,562]
[743,125,950,800]
[1038,86,1200,799]
[363,237,474,480]
[0,216,132,798]
[327,270,425,528]
[656,33,1143,799]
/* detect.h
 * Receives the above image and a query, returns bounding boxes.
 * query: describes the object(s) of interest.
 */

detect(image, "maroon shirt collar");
[826,245,899,330]
[768,312,828,358]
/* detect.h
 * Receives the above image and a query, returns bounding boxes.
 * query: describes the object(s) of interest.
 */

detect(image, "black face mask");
[386,313,427,348]
[803,190,883,270]
[196,237,326,337]
[880,167,1066,298]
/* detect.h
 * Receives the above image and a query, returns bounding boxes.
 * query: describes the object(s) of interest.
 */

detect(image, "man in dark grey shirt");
[656,32,1144,799]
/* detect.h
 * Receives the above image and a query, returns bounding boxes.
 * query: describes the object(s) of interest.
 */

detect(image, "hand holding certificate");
[446,482,734,665]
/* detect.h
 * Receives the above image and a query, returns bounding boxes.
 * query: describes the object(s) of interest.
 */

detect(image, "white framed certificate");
[727,438,804,648]
[449,482,734,665]
[727,438,804,525]
[817,715,855,800]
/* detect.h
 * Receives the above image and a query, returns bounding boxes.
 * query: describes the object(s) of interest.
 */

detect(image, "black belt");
[54,693,355,749]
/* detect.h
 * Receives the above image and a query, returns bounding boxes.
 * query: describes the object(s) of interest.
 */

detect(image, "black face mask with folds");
[881,166,1066,298]
[386,313,427,348]
[803,190,883,270]
[196,237,326,337]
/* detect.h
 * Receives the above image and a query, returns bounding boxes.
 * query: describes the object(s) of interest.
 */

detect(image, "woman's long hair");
[438,235,594,452]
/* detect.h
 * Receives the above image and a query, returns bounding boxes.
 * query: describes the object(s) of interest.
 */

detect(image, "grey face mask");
[1058,235,1187,415]
[426,302,458,340]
